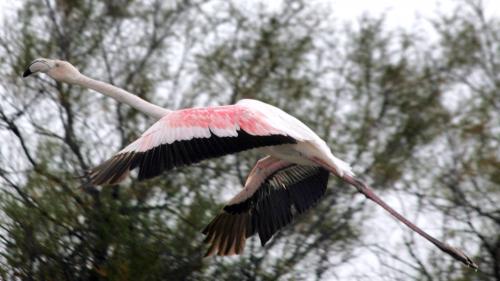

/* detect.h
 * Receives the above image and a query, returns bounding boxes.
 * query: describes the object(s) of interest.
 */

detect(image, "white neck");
[74,74,170,119]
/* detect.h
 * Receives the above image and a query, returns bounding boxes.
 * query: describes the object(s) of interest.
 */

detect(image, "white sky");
[263,0,499,26]
[2,0,499,25]
[0,1,21,25]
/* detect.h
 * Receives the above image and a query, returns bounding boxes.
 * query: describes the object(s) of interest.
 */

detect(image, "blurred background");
[0,0,499,280]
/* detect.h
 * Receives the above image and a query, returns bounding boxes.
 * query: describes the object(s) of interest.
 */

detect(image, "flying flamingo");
[23,58,477,268]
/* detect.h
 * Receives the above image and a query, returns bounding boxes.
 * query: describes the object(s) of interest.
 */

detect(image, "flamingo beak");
[22,59,51,78]
[22,69,33,78]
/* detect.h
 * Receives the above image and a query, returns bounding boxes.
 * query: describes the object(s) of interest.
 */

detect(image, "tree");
[0,0,497,280]
[406,1,500,280]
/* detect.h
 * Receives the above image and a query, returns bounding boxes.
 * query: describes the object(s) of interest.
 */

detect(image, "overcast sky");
[1,0,498,39]
[330,0,498,24]
[2,0,499,27]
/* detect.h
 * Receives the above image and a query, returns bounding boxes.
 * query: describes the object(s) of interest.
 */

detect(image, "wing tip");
[89,152,136,186]
[202,211,250,257]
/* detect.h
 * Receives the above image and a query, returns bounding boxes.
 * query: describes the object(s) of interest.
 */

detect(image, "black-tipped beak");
[22,69,33,78]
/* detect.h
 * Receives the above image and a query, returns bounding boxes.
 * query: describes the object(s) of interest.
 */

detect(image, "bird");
[23,58,477,267]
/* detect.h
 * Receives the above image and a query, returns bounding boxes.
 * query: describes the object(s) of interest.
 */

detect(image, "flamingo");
[23,58,477,268]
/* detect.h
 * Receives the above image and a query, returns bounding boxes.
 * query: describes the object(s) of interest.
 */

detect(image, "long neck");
[74,74,170,119]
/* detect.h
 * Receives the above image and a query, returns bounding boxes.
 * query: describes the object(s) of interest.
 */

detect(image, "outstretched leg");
[312,157,478,269]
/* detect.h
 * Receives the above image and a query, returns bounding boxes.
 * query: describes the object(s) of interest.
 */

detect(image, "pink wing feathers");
[88,103,298,185]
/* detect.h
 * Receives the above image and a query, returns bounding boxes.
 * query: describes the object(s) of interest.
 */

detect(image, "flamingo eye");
[55,63,60,67]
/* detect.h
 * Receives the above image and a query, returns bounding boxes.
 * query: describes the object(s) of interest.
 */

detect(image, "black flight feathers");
[202,164,330,256]
[89,129,296,185]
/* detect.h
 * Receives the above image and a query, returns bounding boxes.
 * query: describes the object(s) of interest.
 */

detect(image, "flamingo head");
[23,58,81,83]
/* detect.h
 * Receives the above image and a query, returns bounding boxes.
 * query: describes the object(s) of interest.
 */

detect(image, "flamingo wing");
[202,164,330,256]
[89,103,299,185]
